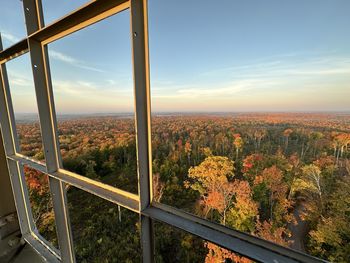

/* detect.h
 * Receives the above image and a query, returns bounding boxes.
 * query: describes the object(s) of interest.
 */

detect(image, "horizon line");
[14,110,350,116]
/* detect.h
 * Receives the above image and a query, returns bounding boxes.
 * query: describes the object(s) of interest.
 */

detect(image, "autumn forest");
[18,112,350,263]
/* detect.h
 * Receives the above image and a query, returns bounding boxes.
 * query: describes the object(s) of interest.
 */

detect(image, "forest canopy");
[18,113,350,262]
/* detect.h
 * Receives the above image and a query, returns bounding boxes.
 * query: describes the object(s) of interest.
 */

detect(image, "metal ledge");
[24,234,60,263]
[7,154,140,213]
[7,153,329,263]
[0,38,28,64]
[0,0,129,64]
[29,0,129,44]
[143,203,328,263]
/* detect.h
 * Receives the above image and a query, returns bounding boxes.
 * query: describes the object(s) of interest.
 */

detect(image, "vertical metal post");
[22,0,75,262]
[0,129,16,218]
[131,0,154,262]
[0,34,35,236]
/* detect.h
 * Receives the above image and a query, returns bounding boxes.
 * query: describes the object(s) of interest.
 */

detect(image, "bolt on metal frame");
[0,0,329,262]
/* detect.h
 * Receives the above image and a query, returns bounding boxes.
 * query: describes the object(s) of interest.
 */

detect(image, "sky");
[1,0,350,114]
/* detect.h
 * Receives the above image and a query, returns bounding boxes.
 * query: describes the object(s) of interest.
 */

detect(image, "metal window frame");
[0,0,329,262]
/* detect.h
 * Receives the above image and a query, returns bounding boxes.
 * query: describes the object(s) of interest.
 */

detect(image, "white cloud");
[282,67,350,76]
[52,79,134,114]
[50,50,77,64]
[53,79,132,97]
[10,77,31,87]
[1,32,19,44]
[152,78,280,100]
[150,52,350,111]
[49,50,105,73]
[200,53,350,81]
[177,79,277,97]
[7,71,33,88]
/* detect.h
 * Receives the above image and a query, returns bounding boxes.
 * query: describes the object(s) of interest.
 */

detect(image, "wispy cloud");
[49,50,76,64]
[200,60,283,77]
[53,79,132,96]
[150,51,350,111]
[1,31,20,44]
[153,78,279,100]
[49,50,105,73]
[52,79,134,113]
[7,71,33,88]
[200,52,350,80]
[282,67,350,76]
[9,77,31,87]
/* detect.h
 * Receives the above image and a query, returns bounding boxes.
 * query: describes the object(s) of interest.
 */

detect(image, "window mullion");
[0,36,35,237]
[131,0,155,262]
[22,0,75,262]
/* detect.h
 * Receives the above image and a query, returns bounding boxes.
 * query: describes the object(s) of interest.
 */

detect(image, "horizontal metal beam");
[24,233,60,263]
[143,203,328,263]
[7,156,329,263]
[54,168,140,212]
[0,38,28,64]
[0,0,129,63]
[30,0,129,44]
[7,154,140,212]
[29,231,61,260]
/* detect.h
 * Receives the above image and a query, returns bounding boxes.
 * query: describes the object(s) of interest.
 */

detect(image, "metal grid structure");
[0,0,328,262]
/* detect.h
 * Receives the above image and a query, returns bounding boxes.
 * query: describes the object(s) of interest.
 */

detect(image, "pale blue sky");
[1,0,350,114]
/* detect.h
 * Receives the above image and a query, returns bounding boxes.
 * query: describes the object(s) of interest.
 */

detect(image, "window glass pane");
[6,54,45,161]
[149,1,350,262]
[155,221,252,263]
[67,187,141,262]
[42,0,91,25]
[23,165,58,249]
[48,10,137,194]
[0,1,27,49]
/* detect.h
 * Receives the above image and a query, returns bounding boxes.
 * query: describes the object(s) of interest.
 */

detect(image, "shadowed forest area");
[19,113,350,262]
